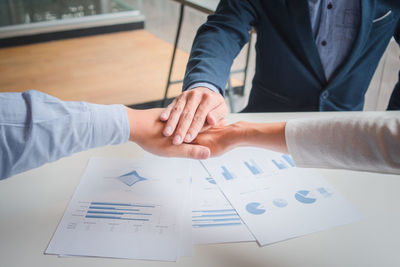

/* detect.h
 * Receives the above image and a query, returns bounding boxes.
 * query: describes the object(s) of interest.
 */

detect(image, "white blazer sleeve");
[285,112,400,174]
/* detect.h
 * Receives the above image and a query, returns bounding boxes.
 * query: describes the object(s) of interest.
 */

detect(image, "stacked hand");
[127,88,287,159]
[159,87,228,144]
[126,108,211,159]
[126,87,228,159]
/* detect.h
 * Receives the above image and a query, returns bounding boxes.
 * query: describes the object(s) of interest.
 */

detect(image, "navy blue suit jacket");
[183,0,400,111]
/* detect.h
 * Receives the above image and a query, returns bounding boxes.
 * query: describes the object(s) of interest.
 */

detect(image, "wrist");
[231,121,288,153]
[226,121,253,147]
[126,107,140,142]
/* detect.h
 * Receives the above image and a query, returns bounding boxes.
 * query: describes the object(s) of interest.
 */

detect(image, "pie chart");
[246,202,266,215]
[272,198,288,208]
[295,190,317,204]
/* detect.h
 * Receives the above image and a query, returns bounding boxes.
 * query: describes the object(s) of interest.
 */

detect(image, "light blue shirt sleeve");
[186,82,224,95]
[0,90,130,180]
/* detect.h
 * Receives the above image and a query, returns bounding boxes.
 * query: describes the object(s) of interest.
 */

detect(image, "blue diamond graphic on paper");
[118,170,147,186]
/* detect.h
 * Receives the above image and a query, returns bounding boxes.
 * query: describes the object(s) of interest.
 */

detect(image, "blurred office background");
[0,0,398,111]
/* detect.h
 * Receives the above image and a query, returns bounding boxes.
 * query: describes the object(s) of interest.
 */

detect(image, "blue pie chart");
[295,190,317,204]
[246,202,266,215]
[272,198,288,208]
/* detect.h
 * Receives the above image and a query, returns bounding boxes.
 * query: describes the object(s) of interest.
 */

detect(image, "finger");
[171,144,210,159]
[183,94,220,142]
[174,91,203,145]
[160,98,176,121]
[162,95,187,137]
[207,102,228,126]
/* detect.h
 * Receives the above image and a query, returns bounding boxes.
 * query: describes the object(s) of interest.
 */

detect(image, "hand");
[194,121,288,157]
[126,107,210,159]
[159,87,228,145]
[193,122,245,157]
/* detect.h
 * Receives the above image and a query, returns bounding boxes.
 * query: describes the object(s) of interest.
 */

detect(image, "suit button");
[321,91,329,99]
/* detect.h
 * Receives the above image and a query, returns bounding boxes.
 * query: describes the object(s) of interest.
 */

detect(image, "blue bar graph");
[89,206,140,211]
[91,202,132,206]
[87,210,152,216]
[192,213,238,218]
[244,159,262,175]
[282,154,295,167]
[193,222,242,228]
[192,209,242,228]
[192,209,236,213]
[221,166,235,180]
[272,160,288,170]
[91,202,155,208]
[85,215,149,221]
[88,210,124,215]
[192,218,241,222]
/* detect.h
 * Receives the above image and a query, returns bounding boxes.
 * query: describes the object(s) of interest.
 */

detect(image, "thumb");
[174,144,210,160]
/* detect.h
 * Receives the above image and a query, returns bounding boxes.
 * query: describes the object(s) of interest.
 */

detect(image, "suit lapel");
[328,0,375,85]
[286,0,326,84]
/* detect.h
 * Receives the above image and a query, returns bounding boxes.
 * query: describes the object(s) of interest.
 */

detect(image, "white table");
[1,112,400,267]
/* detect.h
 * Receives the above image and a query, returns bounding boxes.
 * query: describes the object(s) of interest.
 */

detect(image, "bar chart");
[46,157,192,261]
[282,154,295,167]
[272,159,289,170]
[85,202,154,221]
[221,166,235,180]
[192,209,242,228]
[271,155,295,170]
[244,159,262,175]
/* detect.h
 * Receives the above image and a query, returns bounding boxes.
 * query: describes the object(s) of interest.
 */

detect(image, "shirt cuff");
[186,82,222,94]
[285,119,318,168]
[87,103,130,148]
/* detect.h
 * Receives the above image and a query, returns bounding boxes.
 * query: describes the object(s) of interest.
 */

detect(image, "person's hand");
[193,122,246,157]
[159,87,228,145]
[126,107,210,159]
[194,121,288,157]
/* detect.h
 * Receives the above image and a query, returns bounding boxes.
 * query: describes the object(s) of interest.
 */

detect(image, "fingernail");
[173,135,182,145]
[200,149,209,159]
[160,112,168,120]
[164,126,173,136]
[184,133,191,142]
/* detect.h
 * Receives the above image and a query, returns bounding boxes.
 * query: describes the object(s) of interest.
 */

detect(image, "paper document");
[202,147,362,246]
[46,157,191,261]
[191,161,255,244]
